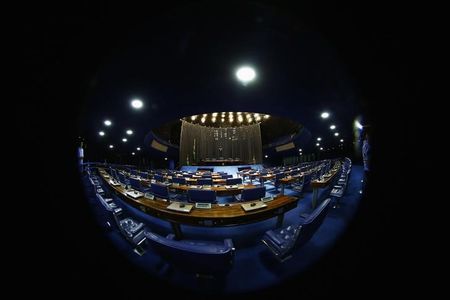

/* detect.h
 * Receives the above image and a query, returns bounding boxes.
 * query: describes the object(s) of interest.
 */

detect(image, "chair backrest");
[296,198,332,247]
[197,178,213,186]
[226,178,242,185]
[154,174,165,182]
[129,177,141,191]
[151,183,169,199]
[188,189,216,203]
[145,231,234,274]
[172,177,186,185]
[241,186,266,201]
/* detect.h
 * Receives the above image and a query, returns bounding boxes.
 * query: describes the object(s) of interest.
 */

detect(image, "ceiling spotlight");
[109,145,114,149]
[212,112,218,117]
[122,138,127,142]
[330,125,336,130]
[340,139,344,143]
[104,120,112,126]
[320,147,323,150]
[131,99,143,109]
[317,137,322,141]
[264,155,268,158]
[334,132,339,136]
[316,143,320,146]
[211,117,216,123]
[235,66,257,85]
[299,148,302,152]
[137,147,141,151]
[321,112,330,119]
[164,157,168,161]
[132,152,135,155]
[126,129,133,135]
[99,131,105,136]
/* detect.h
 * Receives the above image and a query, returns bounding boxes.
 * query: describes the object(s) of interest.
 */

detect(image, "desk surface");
[98,168,299,227]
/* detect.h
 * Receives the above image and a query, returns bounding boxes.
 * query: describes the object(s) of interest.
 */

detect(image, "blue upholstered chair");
[151,182,172,200]
[235,186,266,201]
[226,178,242,185]
[144,231,235,275]
[261,198,332,262]
[172,177,186,185]
[197,178,213,186]
[129,177,150,193]
[112,208,147,254]
[154,174,165,183]
[188,189,216,203]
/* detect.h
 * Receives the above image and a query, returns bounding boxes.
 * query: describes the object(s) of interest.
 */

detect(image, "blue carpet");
[84,165,364,294]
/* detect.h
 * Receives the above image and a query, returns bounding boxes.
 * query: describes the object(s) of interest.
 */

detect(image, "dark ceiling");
[70,2,375,161]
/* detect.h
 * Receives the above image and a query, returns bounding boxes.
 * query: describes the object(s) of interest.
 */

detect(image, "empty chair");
[226,178,242,185]
[172,177,186,185]
[188,189,216,203]
[154,174,165,182]
[151,182,173,200]
[129,177,150,193]
[261,198,332,262]
[113,208,147,255]
[235,186,266,201]
[197,178,213,186]
[145,231,235,276]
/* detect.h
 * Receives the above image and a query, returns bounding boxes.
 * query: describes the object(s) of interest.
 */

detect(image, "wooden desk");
[98,168,299,239]
[310,164,341,208]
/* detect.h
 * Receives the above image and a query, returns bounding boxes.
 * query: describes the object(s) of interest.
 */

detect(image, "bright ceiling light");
[131,99,143,109]
[330,125,336,130]
[132,152,135,155]
[354,120,363,129]
[137,147,141,151]
[212,112,218,117]
[104,120,112,126]
[99,131,105,136]
[299,148,302,151]
[126,129,133,135]
[264,155,268,158]
[122,138,127,142]
[201,118,206,123]
[211,117,216,123]
[321,112,330,119]
[235,66,256,85]
[316,143,320,146]
[221,118,225,122]
[317,137,322,141]
[191,115,197,121]
[320,147,323,150]
[340,139,344,143]
[334,132,339,136]
[164,157,168,161]
[109,145,114,149]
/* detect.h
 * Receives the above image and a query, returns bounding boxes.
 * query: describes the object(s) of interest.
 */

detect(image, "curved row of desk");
[98,168,299,239]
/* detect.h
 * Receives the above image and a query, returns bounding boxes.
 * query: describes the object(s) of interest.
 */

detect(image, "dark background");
[18,1,428,298]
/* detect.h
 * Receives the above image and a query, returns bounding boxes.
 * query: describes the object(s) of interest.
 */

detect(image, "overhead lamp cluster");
[316,111,345,150]
[185,112,270,126]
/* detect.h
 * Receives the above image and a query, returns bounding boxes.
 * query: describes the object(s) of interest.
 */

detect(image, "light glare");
[131,99,143,109]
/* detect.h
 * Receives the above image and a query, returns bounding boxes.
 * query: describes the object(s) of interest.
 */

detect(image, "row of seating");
[85,160,340,276]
